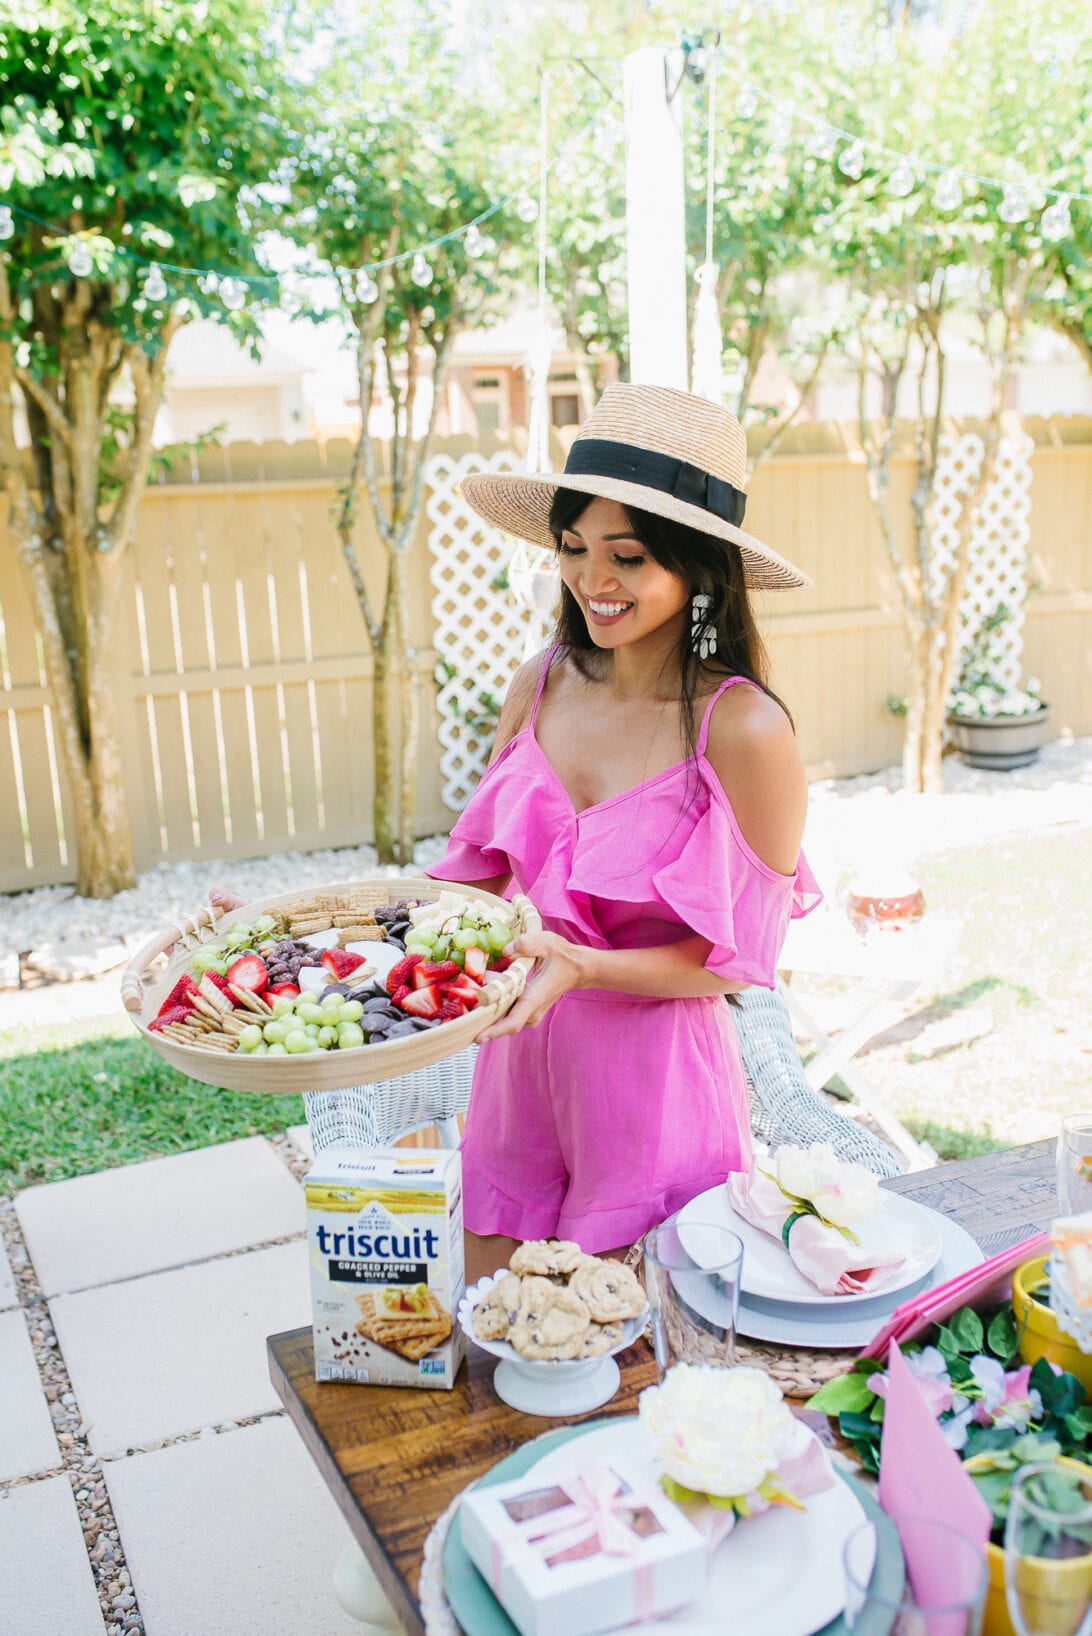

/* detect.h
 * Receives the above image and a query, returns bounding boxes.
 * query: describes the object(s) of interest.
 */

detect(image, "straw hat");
[461,382,811,591]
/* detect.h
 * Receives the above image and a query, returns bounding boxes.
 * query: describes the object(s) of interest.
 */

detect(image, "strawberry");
[148,1004,193,1032]
[412,959,460,989]
[444,972,480,1008]
[201,970,233,998]
[462,946,488,983]
[399,985,444,1020]
[385,951,424,994]
[391,984,413,1006]
[157,975,198,1019]
[267,982,301,999]
[226,953,270,993]
[321,948,368,981]
[491,952,512,972]
[440,996,467,1021]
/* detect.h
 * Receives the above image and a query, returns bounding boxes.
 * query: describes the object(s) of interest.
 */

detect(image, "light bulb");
[889,159,915,198]
[68,242,94,278]
[355,270,379,303]
[515,194,538,223]
[998,185,1029,225]
[934,172,963,211]
[144,264,168,302]
[219,277,247,310]
[0,206,13,241]
[808,126,837,161]
[411,253,432,288]
[1040,195,1072,242]
[735,87,759,119]
[464,225,486,257]
[768,109,793,147]
[837,140,865,180]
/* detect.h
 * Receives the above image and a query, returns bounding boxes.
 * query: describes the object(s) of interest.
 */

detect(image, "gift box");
[459,1455,709,1636]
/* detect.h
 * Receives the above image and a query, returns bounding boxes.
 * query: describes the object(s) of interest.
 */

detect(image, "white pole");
[623,46,688,391]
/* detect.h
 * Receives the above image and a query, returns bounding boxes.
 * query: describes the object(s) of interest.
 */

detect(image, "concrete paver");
[104,1415,363,1636]
[0,1309,61,1481]
[51,1241,312,1458]
[17,1137,304,1295]
[285,1122,313,1162]
[0,1234,17,1308]
[0,1474,107,1636]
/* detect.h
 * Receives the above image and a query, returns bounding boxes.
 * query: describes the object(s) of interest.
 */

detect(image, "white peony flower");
[639,1364,808,1499]
[770,1143,880,1229]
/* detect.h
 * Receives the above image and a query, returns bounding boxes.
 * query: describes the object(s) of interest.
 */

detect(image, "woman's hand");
[477,930,589,1042]
[209,888,245,914]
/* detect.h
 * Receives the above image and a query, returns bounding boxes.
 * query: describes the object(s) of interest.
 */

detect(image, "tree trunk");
[371,626,397,865]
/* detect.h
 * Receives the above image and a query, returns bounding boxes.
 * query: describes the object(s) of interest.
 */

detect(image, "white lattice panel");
[426,450,537,810]
[927,432,1034,692]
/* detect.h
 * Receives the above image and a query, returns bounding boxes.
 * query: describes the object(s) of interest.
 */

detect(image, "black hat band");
[563,438,747,529]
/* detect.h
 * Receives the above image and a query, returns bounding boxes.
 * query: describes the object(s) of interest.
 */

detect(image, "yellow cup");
[1012,1254,1092,1394]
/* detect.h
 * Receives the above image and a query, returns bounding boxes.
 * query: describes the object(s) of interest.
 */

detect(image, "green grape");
[404,932,434,953]
[337,1023,365,1049]
[224,926,252,950]
[304,1023,320,1039]
[254,915,278,934]
[285,1032,314,1053]
[266,1042,288,1056]
[191,948,224,972]
[262,1020,287,1044]
[297,1002,324,1025]
[238,1025,263,1051]
[252,1041,269,1055]
[487,922,513,953]
[453,928,484,951]
[320,993,344,1013]
[271,995,296,1017]
[282,1013,307,1034]
[318,1026,338,1048]
[338,1000,364,1023]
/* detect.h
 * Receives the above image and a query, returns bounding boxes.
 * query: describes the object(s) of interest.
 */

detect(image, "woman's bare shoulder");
[491,646,555,756]
[702,681,807,874]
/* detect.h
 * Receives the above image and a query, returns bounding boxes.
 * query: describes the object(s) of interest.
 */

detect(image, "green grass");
[902,1119,1012,1162]
[0,1022,304,1194]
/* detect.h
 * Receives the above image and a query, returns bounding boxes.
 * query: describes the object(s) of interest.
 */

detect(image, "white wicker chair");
[304,984,901,1177]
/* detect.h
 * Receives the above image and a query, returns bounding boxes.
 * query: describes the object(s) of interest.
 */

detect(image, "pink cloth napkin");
[727,1167,910,1296]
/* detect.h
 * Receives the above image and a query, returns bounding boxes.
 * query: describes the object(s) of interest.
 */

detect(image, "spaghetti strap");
[696,675,750,756]
[528,643,560,728]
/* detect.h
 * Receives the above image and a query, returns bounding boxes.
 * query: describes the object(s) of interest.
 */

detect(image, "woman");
[429,383,821,1280]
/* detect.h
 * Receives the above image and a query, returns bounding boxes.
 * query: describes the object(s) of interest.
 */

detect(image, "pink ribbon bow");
[525,1463,650,1560]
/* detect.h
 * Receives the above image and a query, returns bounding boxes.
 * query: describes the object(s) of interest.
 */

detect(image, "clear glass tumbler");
[1056,1114,1092,1216]
[641,1217,743,1379]
[844,1514,988,1635]
[1004,1461,1092,1636]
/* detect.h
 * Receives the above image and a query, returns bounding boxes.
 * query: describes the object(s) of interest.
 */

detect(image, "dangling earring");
[690,593,716,659]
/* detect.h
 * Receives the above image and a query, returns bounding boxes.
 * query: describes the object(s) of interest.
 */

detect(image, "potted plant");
[807,1304,1092,1636]
[947,605,1050,770]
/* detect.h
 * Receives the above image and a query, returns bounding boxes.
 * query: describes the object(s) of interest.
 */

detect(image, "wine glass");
[1004,1462,1092,1636]
[843,1514,988,1634]
[642,1218,743,1379]
[1056,1114,1092,1216]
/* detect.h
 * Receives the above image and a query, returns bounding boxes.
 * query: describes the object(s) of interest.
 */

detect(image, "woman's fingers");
[209,887,245,912]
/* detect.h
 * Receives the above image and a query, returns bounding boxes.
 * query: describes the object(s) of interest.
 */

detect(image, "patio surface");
[0,1125,371,1636]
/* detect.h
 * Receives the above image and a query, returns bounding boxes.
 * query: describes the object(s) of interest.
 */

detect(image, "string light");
[355,270,379,303]
[463,224,486,257]
[1041,195,1072,241]
[735,86,759,119]
[67,242,93,277]
[933,172,963,211]
[0,206,13,241]
[837,139,865,179]
[515,194,539,223]
[143,264,168,302]
[410,252,432,288]
[888,158,916,198]
[219,276,248,310]
[998,185,1030,225]
[808,126,838,161]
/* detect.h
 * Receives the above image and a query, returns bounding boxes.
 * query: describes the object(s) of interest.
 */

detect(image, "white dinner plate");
[670,1206,983,1350]
[677,1184,943,1307]
[524,1419,871,1636]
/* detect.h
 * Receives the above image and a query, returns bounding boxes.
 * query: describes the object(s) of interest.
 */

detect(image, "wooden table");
[268,1139,1056,1636]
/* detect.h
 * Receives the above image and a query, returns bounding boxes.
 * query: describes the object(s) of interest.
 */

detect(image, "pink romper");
[427,652,821,1252]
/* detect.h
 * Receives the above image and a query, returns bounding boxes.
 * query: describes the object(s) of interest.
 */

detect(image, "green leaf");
[806,1372,879,1415]
[949,1308,985,1353]
[987,1307,1018,1361]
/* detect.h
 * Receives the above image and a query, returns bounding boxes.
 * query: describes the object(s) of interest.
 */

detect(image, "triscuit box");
[305,1146,465,1389]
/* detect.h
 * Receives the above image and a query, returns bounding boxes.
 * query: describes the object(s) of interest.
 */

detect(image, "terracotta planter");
[1011,1254,1092,1393]
[983,1458,1092,1636]
[947,705,1050,771]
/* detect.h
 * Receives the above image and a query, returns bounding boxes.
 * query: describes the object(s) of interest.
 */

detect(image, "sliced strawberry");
[399,985,444,1020]
[385,951,424,994]
[440,996,467,1021]
[491,952,512,972]
[201,970,233,998]
[321,948,368,980]
[463,946,488,983]
[412,959,460,989]
[226,953,270,994]
[391,983,412,1006]
[267,982,301,999]
[444,972,481,1008]
[157,975,198,1019]
[148,1004,193,1032]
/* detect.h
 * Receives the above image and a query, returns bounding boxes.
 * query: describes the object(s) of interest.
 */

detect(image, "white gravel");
[1,735,1090,957]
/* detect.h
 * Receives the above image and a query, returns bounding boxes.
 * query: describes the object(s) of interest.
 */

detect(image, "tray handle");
[120,902,225,1014]
[477,893,541,1009]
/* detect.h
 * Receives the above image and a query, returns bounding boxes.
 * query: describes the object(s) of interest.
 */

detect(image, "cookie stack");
[473,1239,646,1361]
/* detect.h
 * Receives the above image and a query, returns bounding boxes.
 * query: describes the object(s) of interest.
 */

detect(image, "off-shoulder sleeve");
[424,736,571,895]
[650,780,822,987]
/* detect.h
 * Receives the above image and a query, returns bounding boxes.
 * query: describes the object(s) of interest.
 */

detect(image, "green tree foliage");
[0,0,287,894]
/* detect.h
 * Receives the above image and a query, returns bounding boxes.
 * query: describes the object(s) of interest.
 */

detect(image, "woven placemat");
[622,1243,856,1399]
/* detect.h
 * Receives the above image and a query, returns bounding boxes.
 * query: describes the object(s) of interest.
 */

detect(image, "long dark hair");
[547,489,791,763]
